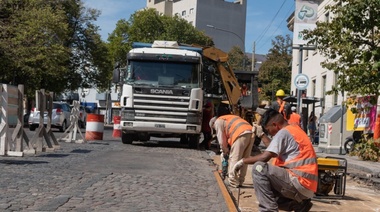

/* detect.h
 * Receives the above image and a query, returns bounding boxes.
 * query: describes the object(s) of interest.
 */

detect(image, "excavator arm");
[202,46,241,106]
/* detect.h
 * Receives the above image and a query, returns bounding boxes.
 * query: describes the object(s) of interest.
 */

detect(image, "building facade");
[288,0,339,118]
[147,0,247,53]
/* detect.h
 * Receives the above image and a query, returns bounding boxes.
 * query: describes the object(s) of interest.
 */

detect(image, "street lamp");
[206,24,246,70]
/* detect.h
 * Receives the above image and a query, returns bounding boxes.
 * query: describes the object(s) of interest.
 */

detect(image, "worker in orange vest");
[288,106,302,127]
[210,102,253,188]
[233,108,318,211]
[270,89,291,120]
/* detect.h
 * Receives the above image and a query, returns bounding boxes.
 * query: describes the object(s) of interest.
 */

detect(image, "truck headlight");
[186,113,201,125]
[122,110,135,121]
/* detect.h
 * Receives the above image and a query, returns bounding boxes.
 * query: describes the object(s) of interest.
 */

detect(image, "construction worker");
[233,108,318,212]
[209,102,254,188]
[288,106,302,127]
[271,89,291,120]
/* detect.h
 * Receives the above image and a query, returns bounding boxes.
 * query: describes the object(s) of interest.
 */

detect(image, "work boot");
[294,199,313,212]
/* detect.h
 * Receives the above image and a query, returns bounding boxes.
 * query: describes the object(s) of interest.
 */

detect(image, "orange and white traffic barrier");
[85,114,104,140]
[112,116,121,138]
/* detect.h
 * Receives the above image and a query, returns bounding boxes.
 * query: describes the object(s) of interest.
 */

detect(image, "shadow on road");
[0,159,48,165]
[37,154,69,158]
[132,140,193,149]
[70,149,92,154]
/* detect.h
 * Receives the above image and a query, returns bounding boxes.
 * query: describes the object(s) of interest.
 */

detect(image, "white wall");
[291,0,342,119]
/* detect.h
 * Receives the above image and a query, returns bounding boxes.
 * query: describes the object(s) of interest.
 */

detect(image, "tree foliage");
[304,0,380,96]
[107,8,214,67]
[258,35,292,101]
[0,0,110,97]
[228,46,250,71]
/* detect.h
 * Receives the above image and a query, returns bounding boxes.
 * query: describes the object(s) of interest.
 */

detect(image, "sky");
[83,0,294,55]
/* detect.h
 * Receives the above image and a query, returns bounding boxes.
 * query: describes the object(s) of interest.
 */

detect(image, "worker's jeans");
[252,161,309,212]
[228,133,253,186]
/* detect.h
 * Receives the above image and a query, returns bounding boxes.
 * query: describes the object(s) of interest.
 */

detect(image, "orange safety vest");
[277,100,289,120]
[272,125,318,192]
[277,99,285,113]
[288,113,301,127]
[218,115,252,146]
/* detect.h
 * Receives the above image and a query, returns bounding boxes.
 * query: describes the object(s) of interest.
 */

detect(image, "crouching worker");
[233,108,318,212]
[210,103,254,188]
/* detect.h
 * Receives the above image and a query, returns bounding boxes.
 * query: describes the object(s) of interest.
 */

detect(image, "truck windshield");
[126,61,199,88]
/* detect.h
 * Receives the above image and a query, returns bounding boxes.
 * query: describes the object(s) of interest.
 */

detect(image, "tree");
[304,0,380,97]
[258,35,292,102]
[62,0,112,92]
[228,46,250,71]
[0,0,110,97]
[107,8,214,66]
[0,0,70,97]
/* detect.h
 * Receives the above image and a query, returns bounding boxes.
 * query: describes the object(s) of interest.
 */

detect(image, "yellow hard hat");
[276,89,286,97]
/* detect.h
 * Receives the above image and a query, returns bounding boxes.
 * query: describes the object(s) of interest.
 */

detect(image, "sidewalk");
[210,144,380,212]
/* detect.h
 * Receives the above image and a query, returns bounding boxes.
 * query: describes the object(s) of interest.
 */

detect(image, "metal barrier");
[59,100,85,143]
[0,84,33,156]
[28,89,60,153]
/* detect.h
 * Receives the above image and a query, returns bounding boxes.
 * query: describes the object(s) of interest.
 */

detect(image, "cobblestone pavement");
[0,129,228,212]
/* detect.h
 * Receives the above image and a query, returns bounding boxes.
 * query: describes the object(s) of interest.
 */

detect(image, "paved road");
[0,128,228,211]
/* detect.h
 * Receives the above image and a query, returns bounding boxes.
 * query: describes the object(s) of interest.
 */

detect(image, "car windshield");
[125,61,199,88]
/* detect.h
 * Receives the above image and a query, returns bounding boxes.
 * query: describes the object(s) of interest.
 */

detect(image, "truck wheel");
[180,135,188,144]
[121,132,133,144]
[188,135,200,149]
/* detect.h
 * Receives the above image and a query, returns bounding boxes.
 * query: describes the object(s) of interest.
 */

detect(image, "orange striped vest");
[272,125,318,192]
[218,115,252,146]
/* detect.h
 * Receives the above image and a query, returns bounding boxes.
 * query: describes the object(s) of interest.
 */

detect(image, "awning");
[284,96,321,105]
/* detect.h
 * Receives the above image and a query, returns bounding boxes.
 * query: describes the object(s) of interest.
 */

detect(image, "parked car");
[28,102,72,132]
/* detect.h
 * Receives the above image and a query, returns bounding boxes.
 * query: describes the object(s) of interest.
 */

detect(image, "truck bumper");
[120,121,201,134]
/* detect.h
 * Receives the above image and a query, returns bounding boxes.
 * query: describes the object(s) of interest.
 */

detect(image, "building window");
[322,75,327,99]
[189,8,194,14]
[321,75,327,109]
[312,79,316,97]
[333,72,339,105]
[325,12,330,23]
[182,10,186,16]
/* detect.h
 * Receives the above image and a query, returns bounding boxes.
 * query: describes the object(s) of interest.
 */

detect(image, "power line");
[254,0,287,46]
[256,2,294,52]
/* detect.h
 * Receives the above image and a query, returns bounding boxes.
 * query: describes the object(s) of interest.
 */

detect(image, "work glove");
[252,123,265,138]
[232,159,244,177]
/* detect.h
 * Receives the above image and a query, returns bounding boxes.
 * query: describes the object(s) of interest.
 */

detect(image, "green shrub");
[351,137,380,162]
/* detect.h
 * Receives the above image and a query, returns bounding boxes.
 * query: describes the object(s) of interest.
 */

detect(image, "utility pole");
[251,42,256,72]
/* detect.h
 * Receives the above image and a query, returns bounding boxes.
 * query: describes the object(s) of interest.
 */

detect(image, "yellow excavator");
[199,45,259,123]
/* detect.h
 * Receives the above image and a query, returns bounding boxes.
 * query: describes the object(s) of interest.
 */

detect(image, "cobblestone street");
[0,129,228,212]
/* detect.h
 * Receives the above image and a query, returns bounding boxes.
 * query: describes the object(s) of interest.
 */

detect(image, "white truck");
[112,40,241,148]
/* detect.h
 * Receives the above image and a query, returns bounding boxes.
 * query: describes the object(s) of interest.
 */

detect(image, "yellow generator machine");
[315,157,347,199]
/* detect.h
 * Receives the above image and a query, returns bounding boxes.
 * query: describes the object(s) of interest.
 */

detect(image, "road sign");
[294,73,309,90]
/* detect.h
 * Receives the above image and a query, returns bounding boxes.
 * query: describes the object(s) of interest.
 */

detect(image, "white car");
[28,102,72,132]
